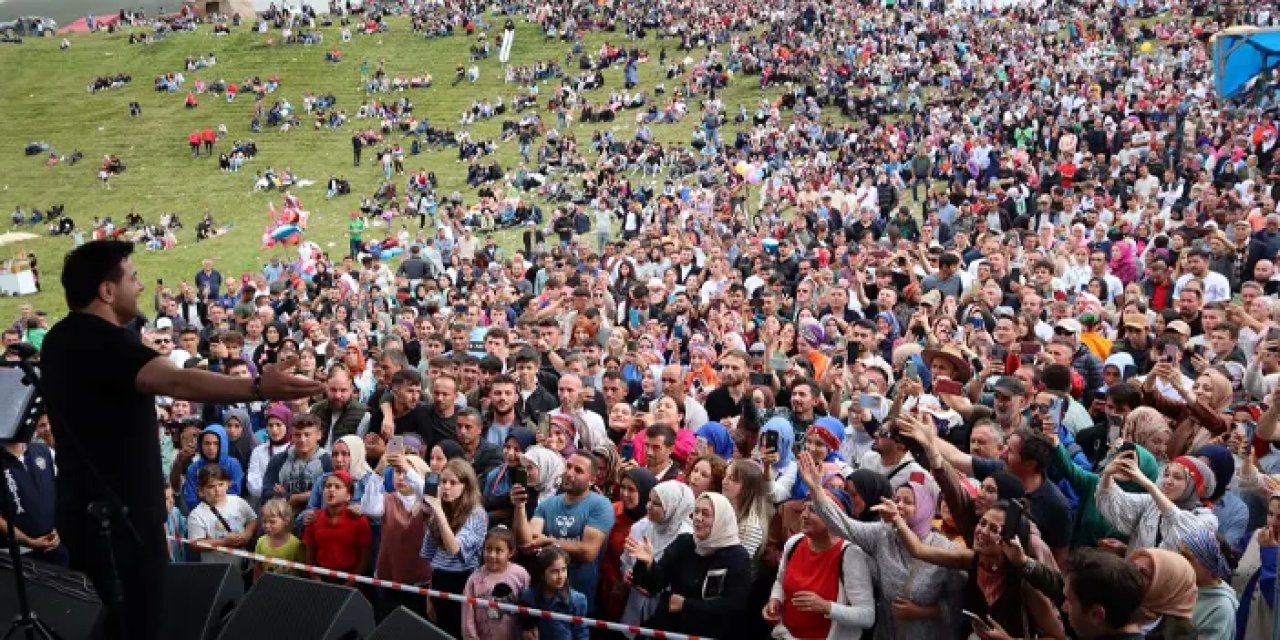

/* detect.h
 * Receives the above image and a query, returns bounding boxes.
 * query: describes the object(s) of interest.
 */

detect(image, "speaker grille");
[0,555,103,640]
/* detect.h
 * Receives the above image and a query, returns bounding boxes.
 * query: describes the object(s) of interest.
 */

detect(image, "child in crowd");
[359,451,432,615]
[420,458,488,638]
[187,464,257,563]
[303,470,372,585]
[254,498,303,579]
[183,424,245,511]
[247,405,292,501]
[517,547,588,640]
[462,527,530,640]
[163,485,187,562]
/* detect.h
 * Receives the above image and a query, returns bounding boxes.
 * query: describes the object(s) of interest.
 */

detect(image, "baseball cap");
[154,317,174,331]
[1122,313,1149,330]
[1055,319,1082,334]
[993,376,1027,397]
[1166,320,1192,336]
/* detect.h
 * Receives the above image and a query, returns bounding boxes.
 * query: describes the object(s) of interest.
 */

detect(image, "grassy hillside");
[0,17,774,320]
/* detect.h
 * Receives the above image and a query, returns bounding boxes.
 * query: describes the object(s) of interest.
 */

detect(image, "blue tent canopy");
[1213,26,1280,101]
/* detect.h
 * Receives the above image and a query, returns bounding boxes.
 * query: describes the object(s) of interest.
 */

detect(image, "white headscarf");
[521,445,566,501]
[648,481,695,559]
[693,492,741,556]
[337,435,371,481]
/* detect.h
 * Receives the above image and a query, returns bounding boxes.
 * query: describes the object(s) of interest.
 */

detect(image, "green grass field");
[0,17,776,321]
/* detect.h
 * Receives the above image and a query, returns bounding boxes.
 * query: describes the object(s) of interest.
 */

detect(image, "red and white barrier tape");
[168,535,708,640]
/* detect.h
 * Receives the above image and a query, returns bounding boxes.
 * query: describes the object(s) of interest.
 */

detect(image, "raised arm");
[877,498,973,571]
[800,452,886,554]
[137,354,321,404]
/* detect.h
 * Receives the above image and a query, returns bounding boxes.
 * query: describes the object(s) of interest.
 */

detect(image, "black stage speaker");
[216,573,375,640]
[0,554,104,639]
[369,606,452,640]
[159,562,244,640]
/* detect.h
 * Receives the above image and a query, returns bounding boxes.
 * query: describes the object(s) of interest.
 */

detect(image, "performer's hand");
[259,356,324,400]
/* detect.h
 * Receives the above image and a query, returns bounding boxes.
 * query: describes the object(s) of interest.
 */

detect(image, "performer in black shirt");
[41,241,321,640]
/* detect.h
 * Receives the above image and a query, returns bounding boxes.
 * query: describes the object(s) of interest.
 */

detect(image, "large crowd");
[8,0,1280,637]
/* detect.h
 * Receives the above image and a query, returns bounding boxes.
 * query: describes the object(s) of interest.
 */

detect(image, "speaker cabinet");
[0,554,104,640]
[370,606,452,640]
[159,562,243,640]
[216,573,374,640]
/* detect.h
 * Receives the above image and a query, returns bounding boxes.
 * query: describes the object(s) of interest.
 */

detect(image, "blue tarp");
[1214,27,1280,101]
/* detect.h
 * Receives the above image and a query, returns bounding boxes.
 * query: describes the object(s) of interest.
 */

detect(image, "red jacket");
[201,129,216,143]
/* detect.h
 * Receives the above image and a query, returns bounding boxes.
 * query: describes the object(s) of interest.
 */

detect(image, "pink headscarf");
[905,481,937,539]
[1108,241,1139,285]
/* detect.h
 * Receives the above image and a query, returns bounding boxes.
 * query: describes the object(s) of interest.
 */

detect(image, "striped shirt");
[419,505,488,572]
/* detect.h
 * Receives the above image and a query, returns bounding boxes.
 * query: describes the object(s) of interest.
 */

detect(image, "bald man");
[550,373,609,451]
[660,364,709,430]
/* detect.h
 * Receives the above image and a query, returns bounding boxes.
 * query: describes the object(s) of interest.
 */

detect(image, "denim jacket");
[517,587,589,640]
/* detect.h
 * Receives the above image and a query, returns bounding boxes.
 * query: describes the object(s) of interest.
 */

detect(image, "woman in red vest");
[763,489,875,640]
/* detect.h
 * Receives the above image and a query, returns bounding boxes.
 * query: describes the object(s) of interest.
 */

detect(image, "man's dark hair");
[1014,428,1054,473]
[939,253,961,269]
[601,370,625,385]
[1040,364,1073,394]
[478,355,504,373]
[456,407,483,424]
[1107,382,1142,411]
[223,357,249,372]
[62,240,134,310]
[645,424,677,447]
[1067,549,1147,629]
[570,451,598,475]
[489,373,517,389]
[852,319,877,332]
[790,377,820,398]
[1212,321,1240,341]
[291,414,322,431]
[512,348,540,366]
[1153,334,1181,354]
[391,369,423,387]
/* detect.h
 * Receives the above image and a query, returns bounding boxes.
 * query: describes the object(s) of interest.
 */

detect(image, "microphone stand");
[4,360,135,640]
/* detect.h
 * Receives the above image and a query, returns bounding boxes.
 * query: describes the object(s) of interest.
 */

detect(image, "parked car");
[0,17,58,38]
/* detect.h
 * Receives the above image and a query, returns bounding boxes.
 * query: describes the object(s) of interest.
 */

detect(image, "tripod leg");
[31,616,61,640]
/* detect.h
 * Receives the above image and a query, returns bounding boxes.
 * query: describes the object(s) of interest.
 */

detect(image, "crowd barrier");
[166,535,710,640]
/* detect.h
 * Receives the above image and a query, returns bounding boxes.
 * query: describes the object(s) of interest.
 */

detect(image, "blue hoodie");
[695,422,735,460]
[183,424,246,510]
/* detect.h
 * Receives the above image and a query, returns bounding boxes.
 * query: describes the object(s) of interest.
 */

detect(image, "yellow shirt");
[254,534,303,575]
